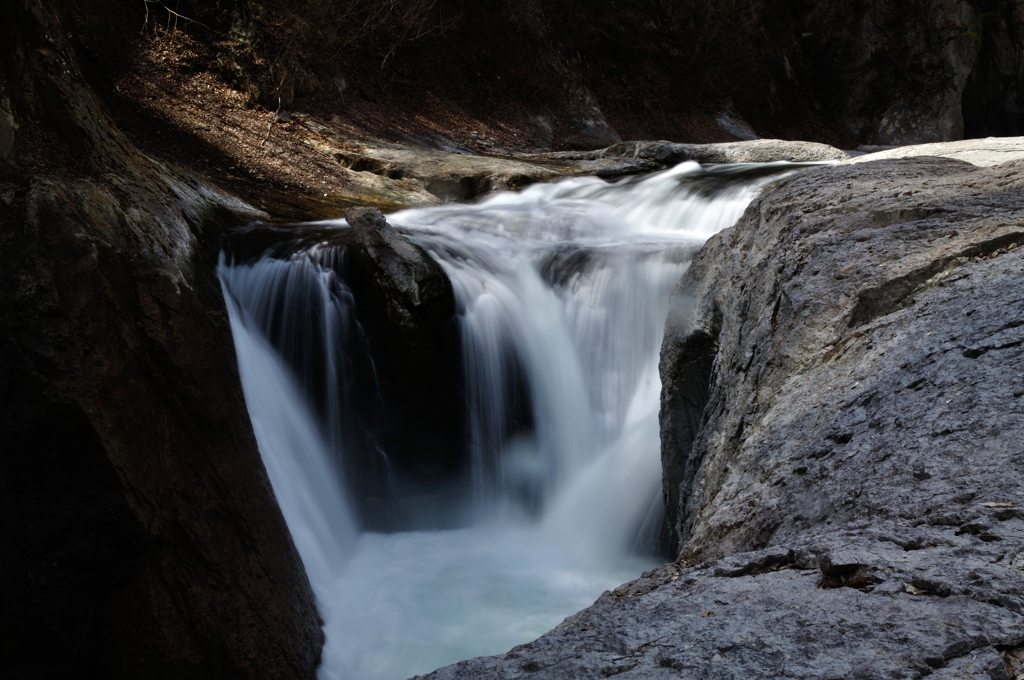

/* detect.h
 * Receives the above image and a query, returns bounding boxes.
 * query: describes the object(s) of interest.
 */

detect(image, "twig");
[142,0,160,34]
[160,4,215,32]
[261,96,281,148]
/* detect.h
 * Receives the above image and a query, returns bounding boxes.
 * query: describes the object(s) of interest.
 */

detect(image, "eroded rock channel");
[4,1,1024,676]
[424,154,1024,679]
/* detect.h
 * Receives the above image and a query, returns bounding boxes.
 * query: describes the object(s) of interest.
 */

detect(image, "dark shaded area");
[342,208,465,487]
[0,2,324,678]
[163,0,1022,148]
[659,322,719,558]
[180,0,853,147]
[962,0,1024,137]
[8,0,1019,184]
[0,402,144,680]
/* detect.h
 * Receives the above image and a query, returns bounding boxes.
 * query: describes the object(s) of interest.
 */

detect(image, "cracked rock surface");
[420,156,1024,678]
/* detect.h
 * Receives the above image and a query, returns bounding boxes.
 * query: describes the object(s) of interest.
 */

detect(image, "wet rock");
[346,207,451,313]
[343,208,464,489]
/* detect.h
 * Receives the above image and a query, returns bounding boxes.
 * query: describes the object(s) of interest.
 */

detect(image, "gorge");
[218,162,814,679]
[4,1,1024,678]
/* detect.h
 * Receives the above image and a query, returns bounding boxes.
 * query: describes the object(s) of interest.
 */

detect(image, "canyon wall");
[0,3,322,677]
[154,0,1024,148]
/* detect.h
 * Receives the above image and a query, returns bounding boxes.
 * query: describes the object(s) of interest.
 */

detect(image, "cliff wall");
[0,3,323,677]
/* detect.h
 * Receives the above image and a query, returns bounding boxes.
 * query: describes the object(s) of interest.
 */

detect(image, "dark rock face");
[343,207,464,484]
[798,0,981,144]
[421,157,1024,678]
[0,2,322,678]
[962,1,1024,137]
[793,0,1024,144]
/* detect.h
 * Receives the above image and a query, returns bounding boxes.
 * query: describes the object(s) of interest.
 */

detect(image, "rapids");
[219,160,813,680]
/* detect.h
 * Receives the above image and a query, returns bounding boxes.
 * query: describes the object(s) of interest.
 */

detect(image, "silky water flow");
[219,161,812,679]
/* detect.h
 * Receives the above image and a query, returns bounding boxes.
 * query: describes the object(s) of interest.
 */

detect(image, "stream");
[219,160,810,680]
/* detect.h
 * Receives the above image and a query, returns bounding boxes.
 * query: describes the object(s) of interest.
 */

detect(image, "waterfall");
[219,160,813,680]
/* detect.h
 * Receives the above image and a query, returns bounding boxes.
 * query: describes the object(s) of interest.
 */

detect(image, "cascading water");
[219,160,815,680]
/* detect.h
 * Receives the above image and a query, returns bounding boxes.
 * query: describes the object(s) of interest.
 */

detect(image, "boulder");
[342,208,464,494]
[662,157,1024,563]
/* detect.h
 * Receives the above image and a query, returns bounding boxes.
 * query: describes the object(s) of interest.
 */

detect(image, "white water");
[220,161,805,680]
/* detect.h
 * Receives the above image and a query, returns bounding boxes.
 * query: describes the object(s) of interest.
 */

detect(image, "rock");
[662,156,1024,563]
[566,139,850,165]
[421,153,1024,679]
[0,95,14,160]
[658,155,1024,667]
[847,136,1024,167]
[962,4,1024,138]
[0,3,322,677]
[799,0,981,144]
[346,207,451,312]
[929,647,1009,680]
[300,134,848,209]
[342,208,464,493]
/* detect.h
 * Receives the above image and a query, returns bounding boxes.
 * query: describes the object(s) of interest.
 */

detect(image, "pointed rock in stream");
[344,207,465,489]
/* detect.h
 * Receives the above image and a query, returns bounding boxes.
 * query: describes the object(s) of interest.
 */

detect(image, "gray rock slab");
[663,157,1024,564]
[419,548,1024,679]
[846,136,1024,167]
